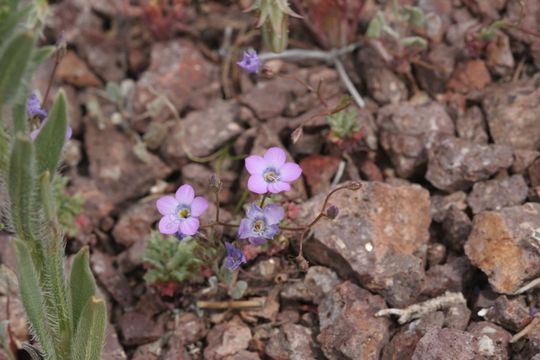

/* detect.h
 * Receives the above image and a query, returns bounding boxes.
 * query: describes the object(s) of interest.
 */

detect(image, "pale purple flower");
[237,50,261,74]
[156,184,209,236]
[224,242,246,271]
[238,203,284,245]
[27,92,48,120]
[245,147,302,194]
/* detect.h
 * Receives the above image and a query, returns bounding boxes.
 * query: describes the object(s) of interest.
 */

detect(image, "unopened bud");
[347,181,362,190]
[326,205,339,219]
[209,174,222,192]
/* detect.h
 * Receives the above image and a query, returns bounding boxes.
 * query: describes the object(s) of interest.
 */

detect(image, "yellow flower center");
[178,208,190,219]
[263,170,279,183]
[253,219,265,233]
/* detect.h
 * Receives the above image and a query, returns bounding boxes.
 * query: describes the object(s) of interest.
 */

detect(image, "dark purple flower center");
[176,205,191,219]
[263,168,280,183]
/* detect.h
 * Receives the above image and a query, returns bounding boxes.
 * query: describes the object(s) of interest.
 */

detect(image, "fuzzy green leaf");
[0,5,30,50]
[404,6,425,27]
[72,297,107,360]
[400,35,428,49]
[13,239,58,360]
[366,15,383,38]
[0,32,34,110]
[34,90,68,179]
[228,280,247,300]
[32,45,55,64]
[69,247,97,329]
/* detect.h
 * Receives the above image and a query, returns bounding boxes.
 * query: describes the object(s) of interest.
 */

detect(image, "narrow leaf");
[35,90,68,179]
[0,32,34,110]
[69,247,97,329]
[13,239,58,360]
[72,297,107,360]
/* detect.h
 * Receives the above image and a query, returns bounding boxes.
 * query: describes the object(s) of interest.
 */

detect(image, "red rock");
[239,79,301,120]
[172,312,207,345]
[378,101,454,178]
[512,149,540,174]
[467,321,512,360]
[412,328,478,359]
[56,51,102,87]
[415,44,457,95]
[442,206,472,252]
[456,106,488,144]
[484,295,533,332]
[299,155,341,195]
[448,60,492,93]
[90,250,134,307]
[204,317,252,360]
[317,281,390,360]
[281,266,340,304]
[112,195,161,247]
[465,203,540,294]
[302,181,430,307]
[102,323,127,359]
[265,324,319,360]
[430,191,468,223]
[423,257,474,298]
[482,76,540,150]
[119,311,163,346]
[365,67,408,105]
[486,33,515,77]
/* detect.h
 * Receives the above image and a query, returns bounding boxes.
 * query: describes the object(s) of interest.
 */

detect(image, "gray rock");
[467,175,529,214]
[426,137,513,192]
[266,324,318,360]
[378,101,454,178]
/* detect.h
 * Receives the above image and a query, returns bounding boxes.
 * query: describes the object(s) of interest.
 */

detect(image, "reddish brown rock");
[484,296,533,332]
[172,312,207,345]
[467,321,512,360]
[411,328,477,360]
[56,51,102,87]
[280,266,340,304]
[378,101,454,178]
[77,30,126,82]
[90,250,134,307]
[302,181,430,307]
[133,40,218,131]
[448,60,492,93]
[68,177,114,227]
[299,155,341,195]
[365,67,408,105]
[443,302,471,331]
[442,206,472,252]
[161,100,242,167]
[462,0,507,20]
[482,76,540,150]
[112,195,161,248]
[204,317,252,360]
[265,324,319,360]
[382,312,445,360]
[102,323,127,359]
[84,117,172,206]
[430,191,468,223]
[317,282,390,360]
[465,203,540,294]
[118,311,163,346]
[467,175,529,214]
[426,137,513,192]
[530,158,540,188]
[486,34,515,77]
[512,149,539,174]
[423,257,474,298]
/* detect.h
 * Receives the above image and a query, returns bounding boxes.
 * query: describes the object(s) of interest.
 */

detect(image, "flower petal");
[175,184,195,204]
[158,215,180,234]
[246,203,264,219]
[268,181,290,194]
[262,223,280,239]
[248,175,268,194]
[263,204,285,224]
[248,237,267,245]
[245,155,266,175]
[179,217,200,236]
[264,147,286,168]
[238,218,251,239]
[156,195,179,215]
[279,162,302,182]
[191,196,208,217]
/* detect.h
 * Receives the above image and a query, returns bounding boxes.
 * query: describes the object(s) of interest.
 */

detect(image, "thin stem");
[42,49,61,107]
[215,191,220,224]
[259,194,268,208]
[334,56,365,108]
[196,299,263,309]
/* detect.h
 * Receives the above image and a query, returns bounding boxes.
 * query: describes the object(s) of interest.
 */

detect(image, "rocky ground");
[2,0,540,359]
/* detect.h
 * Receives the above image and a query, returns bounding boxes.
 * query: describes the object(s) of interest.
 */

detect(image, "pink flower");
[156,184,208,236]
[245,147,302,194]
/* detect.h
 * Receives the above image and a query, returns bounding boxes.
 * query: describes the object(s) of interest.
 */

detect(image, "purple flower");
[245,147,302,194]
[156,184,209,236]
[238,203,284,245]
[224,242,246,271]
[237,50,261,74]
[27,92,48,120]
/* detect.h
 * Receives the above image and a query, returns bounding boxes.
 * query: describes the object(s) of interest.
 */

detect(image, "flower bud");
[347,181,362,190]
[326,205,339,219]
[209,174,222,192]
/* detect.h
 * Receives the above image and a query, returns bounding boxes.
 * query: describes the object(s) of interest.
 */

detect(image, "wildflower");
[237,50,261,74]
[224,242,246,271]
[238,203,284,245]
[156,184,208,236]
[27,92,72,141]
[326,205,339,219]
[245,147,302,194]
[26,92,48,120]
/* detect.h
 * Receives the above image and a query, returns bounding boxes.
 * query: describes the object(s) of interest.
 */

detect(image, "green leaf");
[13,239,58,360]
[72,297,107,360]
[0,32,34,110]
[34,90,68,179]
[228,280,247,300]
[32,45,55,64]
[400,35,428,49]
[366,15,382,38]
[404,6,425,27]
[69,247,97,329]
[0,5,31,50]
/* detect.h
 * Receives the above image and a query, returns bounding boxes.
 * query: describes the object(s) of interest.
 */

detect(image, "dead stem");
[375,291,466,324]
[511,315,540,343]
[513,277,540,295]
[196,299,264,309]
